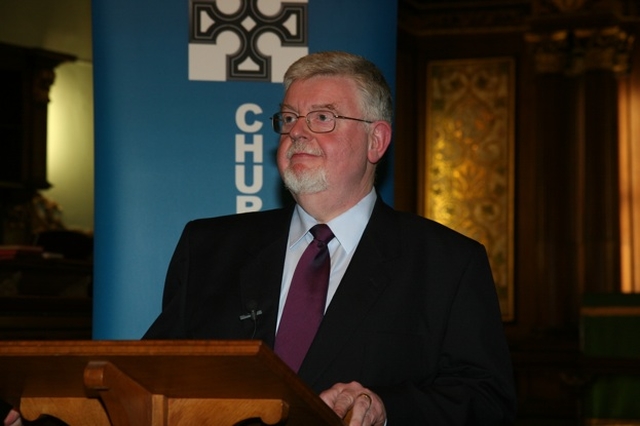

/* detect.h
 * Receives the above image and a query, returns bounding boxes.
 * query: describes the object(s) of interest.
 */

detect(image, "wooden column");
[527,25,633,321]
[581,68,621,293]
[533,70,582,326]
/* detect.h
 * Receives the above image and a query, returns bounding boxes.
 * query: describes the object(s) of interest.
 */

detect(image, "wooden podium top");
[0,340,344,426]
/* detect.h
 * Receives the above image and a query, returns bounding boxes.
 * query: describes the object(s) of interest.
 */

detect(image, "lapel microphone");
[239,300,263,339]
[239,300,263,321]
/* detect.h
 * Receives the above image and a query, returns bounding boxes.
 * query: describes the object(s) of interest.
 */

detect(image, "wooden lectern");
[0,340,346,425]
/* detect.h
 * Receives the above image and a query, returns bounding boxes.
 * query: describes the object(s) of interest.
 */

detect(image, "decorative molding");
[398,1,532,35]
[32,68,56,104]
[525,26,635,74]
[533,0,623,15]
[550,0,587,13]
[398,0,639,36]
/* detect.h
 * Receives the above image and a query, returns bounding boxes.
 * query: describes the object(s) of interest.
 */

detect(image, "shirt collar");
[289,189,377,254]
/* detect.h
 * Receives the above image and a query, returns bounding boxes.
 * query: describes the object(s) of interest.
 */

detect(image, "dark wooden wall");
[395,0,640,423]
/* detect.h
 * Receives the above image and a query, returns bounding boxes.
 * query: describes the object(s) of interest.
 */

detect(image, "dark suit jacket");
[144,198,517,424]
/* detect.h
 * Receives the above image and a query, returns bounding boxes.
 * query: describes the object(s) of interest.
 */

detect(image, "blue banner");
[92,0,397,339]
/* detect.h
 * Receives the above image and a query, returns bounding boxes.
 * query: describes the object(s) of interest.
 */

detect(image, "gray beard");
[282,167,328,194]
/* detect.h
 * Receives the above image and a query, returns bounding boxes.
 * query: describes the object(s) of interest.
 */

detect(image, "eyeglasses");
[271,110,373,134]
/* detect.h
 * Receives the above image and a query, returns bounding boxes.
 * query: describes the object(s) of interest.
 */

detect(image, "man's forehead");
[282,77,359,108]
[280,102,339,111]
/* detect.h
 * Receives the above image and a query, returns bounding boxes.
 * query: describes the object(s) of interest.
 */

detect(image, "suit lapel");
[237,207,293,347]
[298,200,401,386]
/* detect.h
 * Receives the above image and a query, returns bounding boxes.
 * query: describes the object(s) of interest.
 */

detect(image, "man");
[145,51,517,425]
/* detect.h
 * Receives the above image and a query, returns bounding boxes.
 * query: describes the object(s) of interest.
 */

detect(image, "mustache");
[286,143,323,159]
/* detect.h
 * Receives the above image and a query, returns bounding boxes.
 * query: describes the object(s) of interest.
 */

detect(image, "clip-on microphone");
[239,300,263,339]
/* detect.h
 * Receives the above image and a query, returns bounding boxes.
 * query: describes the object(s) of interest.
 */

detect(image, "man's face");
[276,76,374,199]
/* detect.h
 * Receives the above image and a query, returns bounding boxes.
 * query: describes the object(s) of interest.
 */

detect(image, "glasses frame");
[270,110,373,134]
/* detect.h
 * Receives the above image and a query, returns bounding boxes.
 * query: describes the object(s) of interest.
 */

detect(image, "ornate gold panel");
[423,58,515,321]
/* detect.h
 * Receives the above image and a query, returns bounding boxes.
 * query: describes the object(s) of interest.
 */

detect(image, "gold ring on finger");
[358,392,372,408]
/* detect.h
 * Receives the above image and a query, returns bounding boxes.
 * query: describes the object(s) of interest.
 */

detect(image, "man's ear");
[367,121,392,164]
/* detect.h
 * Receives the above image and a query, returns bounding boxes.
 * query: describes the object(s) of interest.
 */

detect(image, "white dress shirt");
[276,189,377,330]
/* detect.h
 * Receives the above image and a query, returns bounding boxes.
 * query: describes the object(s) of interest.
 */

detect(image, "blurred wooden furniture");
[0,42,75,245]
[0,340,345,426]
[580,293,640,424]
[0,256,92,340]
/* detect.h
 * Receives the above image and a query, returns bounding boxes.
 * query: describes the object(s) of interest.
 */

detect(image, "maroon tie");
[274,224,335,372]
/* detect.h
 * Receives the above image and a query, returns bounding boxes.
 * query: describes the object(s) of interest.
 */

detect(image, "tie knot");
[310,224,334,245]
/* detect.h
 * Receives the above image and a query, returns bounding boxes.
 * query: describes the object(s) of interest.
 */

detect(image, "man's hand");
[4,409,22,426]
[319,381,386,426]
